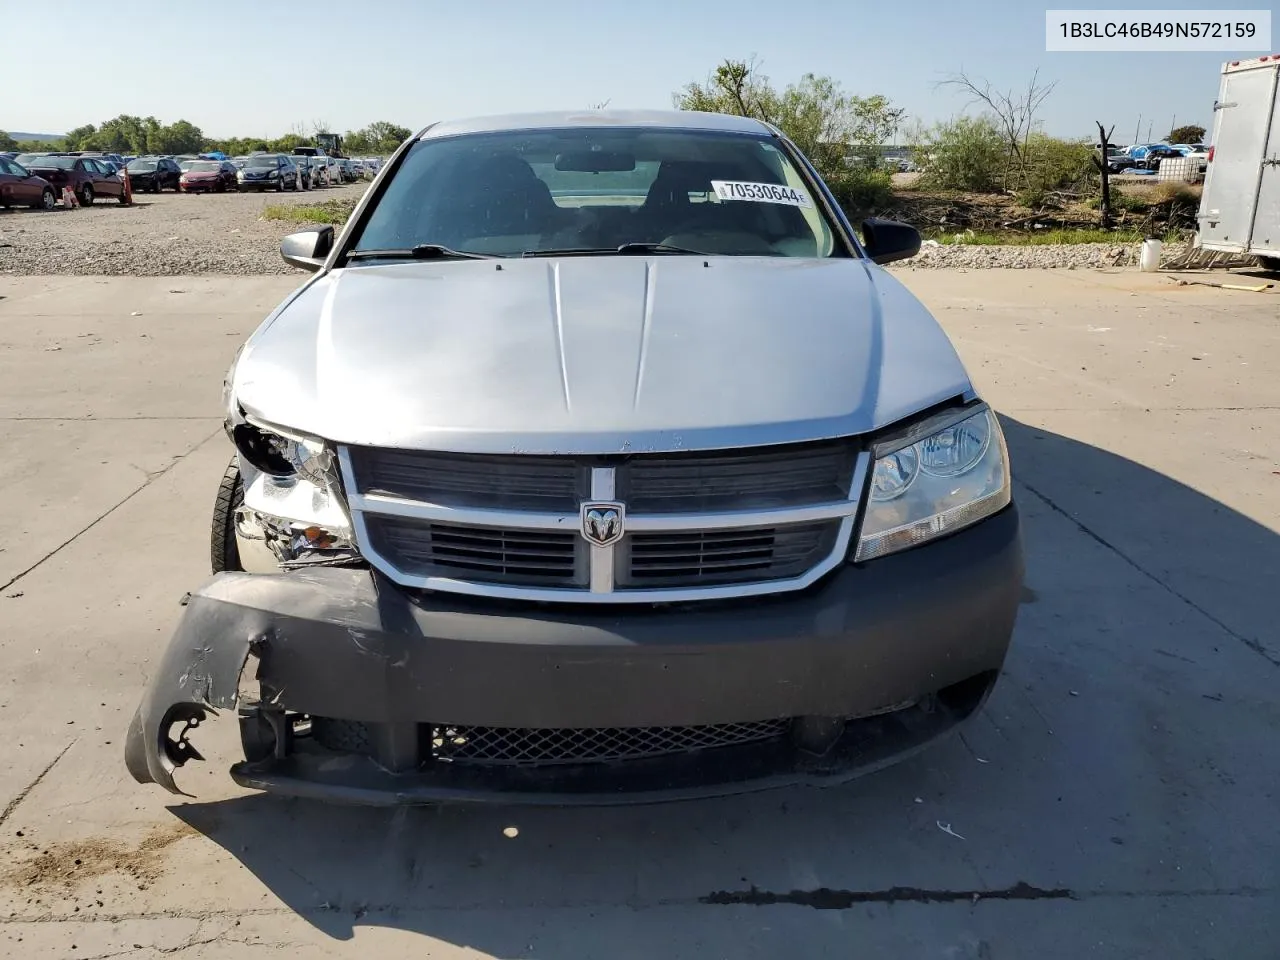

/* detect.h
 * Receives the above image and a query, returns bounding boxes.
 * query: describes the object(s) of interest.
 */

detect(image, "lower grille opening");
[620,521,840,588]
[312,718,791,767]
[365,515,583,587]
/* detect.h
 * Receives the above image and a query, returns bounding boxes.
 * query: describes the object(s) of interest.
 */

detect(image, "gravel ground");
[887,240,1191,271]
[1,183,1182,275]
[0,182,369,276]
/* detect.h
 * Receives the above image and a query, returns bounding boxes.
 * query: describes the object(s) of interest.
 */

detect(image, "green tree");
[62,125,98,150]
[674,59,901,214]
[149,120,204,155]
[344,121,412,155]
[83,115,156,154]
[1168,124,1206,144]
[0,131,17,151]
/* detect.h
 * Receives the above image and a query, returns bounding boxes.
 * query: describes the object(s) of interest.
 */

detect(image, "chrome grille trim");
[340,446,870,604]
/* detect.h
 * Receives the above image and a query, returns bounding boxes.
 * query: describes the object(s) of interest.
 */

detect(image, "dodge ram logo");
[581,503,624,546]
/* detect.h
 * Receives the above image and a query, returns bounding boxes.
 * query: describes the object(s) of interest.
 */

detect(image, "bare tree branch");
[937,70,1058,188]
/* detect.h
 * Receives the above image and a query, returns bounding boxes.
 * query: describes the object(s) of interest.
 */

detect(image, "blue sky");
[5,0,1265,142]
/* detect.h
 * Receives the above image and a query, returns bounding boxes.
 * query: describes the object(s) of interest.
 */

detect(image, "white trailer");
[1196,54,1280,269]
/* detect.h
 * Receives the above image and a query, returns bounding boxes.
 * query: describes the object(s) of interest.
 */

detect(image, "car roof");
[419,109,774,140]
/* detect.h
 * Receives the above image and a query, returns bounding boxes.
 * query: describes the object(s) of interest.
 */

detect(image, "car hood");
[232,257,973,455]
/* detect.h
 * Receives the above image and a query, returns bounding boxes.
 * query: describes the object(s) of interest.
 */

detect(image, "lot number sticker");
[711,180,813,208]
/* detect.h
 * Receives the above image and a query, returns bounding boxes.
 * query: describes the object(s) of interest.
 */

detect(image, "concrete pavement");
[0,268,1276,958]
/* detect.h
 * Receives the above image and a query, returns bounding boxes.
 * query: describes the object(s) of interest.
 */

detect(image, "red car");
[179,160,238,193]
[0,157,56,211]
[24,155,126,206]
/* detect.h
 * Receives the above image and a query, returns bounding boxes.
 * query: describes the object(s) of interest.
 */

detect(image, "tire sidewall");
[211,456,245,573]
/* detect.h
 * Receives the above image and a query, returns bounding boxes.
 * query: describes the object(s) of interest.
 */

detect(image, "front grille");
[345,440,861,599]
[621,443,855,512]
[365,515,582,587]
[620,521,840,588]
[349,447,583,510]
[313,718,791,767]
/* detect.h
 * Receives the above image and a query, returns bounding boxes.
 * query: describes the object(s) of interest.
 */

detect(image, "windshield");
[128,160,158,171]
[33,156,77,170]
[352,128,841,258]
[246,156,278,168]
[183,161,222,172]
[15,154,44,165]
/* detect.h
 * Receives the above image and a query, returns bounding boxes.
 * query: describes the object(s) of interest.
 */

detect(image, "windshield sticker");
[711,180,813,208]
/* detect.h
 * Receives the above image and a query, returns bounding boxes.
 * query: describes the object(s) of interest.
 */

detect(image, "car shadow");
[164,415,1280,955]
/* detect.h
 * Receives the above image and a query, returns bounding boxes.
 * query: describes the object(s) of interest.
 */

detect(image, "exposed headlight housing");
[854,405,1010,562]
[229,416,358,569]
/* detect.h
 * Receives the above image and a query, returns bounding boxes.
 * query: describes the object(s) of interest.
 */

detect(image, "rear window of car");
[35,156,77,170]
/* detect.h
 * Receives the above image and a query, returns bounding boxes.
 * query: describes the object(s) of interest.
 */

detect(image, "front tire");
[211,457,244,573]
[34,188,56,211]
[79,184,94,206]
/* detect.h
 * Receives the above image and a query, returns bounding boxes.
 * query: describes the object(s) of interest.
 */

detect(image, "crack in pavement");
[1,885,1271,924]
[700,880,1072,907]
[0,416,220,422]
[0,739,76,829]
[1017,479,1280,669]
[0,427,223,594]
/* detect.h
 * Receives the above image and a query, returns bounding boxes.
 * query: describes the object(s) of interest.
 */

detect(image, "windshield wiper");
[522,242,707,258]
[346,244,495,262]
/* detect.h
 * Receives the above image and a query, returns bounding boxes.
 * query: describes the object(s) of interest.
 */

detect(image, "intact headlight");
[854,405,1010,562]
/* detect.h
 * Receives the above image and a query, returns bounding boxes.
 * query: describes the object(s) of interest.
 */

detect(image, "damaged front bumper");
[125,506,1022,805]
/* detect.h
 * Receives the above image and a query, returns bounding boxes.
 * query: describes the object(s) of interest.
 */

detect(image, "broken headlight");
[854,405,1010,562]
[231,417,359,569]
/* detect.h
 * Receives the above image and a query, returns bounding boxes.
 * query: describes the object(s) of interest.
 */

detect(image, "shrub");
[1020,134,1095,194]
[1109,188,1152,213]
[915,116,1006,192]
[827,168,893,217]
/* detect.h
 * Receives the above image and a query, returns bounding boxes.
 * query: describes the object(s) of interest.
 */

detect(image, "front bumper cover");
[126,505,1022,804]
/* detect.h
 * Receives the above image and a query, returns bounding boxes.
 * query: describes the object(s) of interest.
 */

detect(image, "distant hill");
[6,132,62,143]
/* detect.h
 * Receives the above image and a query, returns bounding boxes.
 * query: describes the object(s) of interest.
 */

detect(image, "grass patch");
[934,228,1145,246]
[261,198,357,225]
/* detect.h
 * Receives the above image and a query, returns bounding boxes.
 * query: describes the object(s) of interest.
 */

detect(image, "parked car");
[1127,144,1182,171]
[125,109,1023,805]
[0,157,56,210]
[126,157,182,192]
[1104,147,1135,173]
[179,159,239,193]
[236,153,299,191]
[77,151,125,167]
[24,154,125,205]
[340,158,358,182]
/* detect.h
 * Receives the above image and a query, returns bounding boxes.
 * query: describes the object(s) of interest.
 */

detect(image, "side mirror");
[860,218,922,265]
[280,226,334,273]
